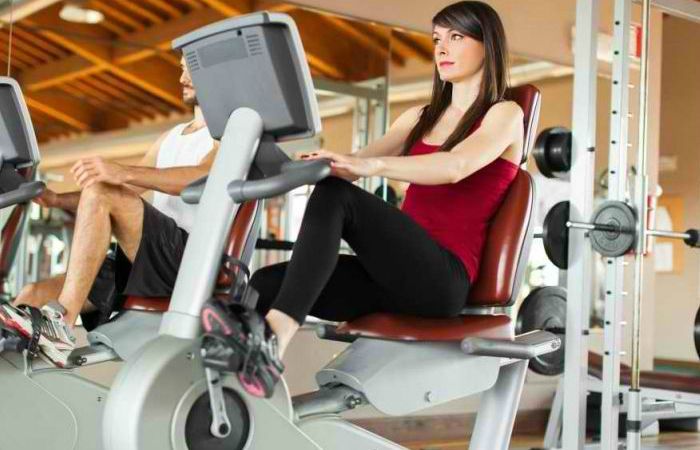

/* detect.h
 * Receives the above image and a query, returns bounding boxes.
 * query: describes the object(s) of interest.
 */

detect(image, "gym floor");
[406,433,700,449]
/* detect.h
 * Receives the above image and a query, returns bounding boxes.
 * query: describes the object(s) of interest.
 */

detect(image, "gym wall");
[654,15,700,362]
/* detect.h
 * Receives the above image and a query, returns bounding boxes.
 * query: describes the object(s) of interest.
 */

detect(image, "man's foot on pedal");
[0,301,76,367]
[201,299,284,398]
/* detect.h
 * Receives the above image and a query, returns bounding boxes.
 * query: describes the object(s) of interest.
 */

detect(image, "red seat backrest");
[466,85,541,307]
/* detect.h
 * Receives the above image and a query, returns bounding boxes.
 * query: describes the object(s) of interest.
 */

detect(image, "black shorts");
[82,200,189,330]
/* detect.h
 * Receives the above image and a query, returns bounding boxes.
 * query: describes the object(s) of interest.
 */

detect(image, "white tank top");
[152,123,214,233]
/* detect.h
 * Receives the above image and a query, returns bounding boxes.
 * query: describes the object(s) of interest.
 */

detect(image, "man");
[0,57,217,366]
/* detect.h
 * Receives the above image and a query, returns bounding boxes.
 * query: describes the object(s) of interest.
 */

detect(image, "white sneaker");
[0,302,76,367]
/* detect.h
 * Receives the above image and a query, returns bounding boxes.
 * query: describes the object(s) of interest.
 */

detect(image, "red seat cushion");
[122,296,169,312]
[335,313,514,342]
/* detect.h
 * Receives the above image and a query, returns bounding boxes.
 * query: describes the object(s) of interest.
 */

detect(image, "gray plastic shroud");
[88,310,164,361]
[172,11,321,140]
[316,338,501,416]
[0,77,40,167]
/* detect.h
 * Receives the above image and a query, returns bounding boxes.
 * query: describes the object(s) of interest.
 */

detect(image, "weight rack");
[560,0,636,448]
[553,1,700,449]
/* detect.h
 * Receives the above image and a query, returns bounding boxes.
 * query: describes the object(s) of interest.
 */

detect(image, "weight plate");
[533,127,572,179]
[516,286,567,376]
[695,306,700,360]
[589,201,636,257]
[543,201,570,269]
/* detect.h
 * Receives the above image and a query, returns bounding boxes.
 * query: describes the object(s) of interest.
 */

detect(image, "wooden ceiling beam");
[176,0,204,10]
[97,72,172,115]
[23,6,186,111]
[20,56,99,91]
[23,15,113,64]
[320,16,405,66]
[158,52,182,66]
[0,49,29,70]
[392,31,433,62]
[0,35,45,66]
[254,1,296,13]
[81,76,159,118]
[306,54,343,79]
[90,0,146,32]
[1,34,54,62]
[113,8,222,64]
[98,19,130,36]
[20,8,222,91]
[24,90,100,131]
[144,0,184,18]
[71,79,146,121]
[198,0,250,16]
[111,0,165,25]
[117,57,186,111]
[59,83,135,125]
[12,25,68,58]
[287,9,376,81]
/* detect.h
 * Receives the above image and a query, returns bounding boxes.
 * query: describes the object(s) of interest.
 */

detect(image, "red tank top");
[401,128,519,283]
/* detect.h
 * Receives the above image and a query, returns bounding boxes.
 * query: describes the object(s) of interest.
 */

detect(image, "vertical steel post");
[562,1,599,448]
[628,0,652,448]
[600,1,632,447]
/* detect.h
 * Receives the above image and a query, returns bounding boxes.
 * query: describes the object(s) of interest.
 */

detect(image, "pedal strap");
[221,256,250,303]
[21,306,42,358]
[221,256,259,310]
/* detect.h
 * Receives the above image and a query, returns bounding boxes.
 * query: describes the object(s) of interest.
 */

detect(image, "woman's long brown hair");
[402,1,510,155]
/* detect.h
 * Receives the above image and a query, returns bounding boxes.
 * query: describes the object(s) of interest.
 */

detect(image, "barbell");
[540,200,700,269]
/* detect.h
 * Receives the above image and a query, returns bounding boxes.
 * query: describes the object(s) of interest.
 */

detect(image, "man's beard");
[183,94,198,106]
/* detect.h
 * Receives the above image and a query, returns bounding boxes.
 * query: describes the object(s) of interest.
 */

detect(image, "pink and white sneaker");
[0,301,76,367]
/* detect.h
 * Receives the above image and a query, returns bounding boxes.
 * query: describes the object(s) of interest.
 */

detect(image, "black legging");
[249,177,471,324]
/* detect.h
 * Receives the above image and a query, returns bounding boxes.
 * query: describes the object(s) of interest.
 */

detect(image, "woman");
[205,0,524,396]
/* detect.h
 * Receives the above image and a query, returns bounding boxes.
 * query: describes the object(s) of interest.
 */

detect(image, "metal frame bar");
[469,360,529,450]
[556,0,700,447]
[562,2,599,449]
[600,1,633,447]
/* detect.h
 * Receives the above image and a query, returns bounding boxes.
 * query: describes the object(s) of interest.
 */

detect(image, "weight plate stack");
[533,127,572,179]
[695,306,700,360]
[516,286,567,376]
[542,201,570,269]
[589,201,637,257]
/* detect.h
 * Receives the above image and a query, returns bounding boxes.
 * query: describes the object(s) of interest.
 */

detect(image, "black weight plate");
[590,201,636,257]
[543,201,570,269]
[516,286,567,376]
[695,306,700,360]
[185,388,251,450]
[533,127,572,179]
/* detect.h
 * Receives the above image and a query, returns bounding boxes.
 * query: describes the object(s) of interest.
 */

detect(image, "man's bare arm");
[72,141,220,195]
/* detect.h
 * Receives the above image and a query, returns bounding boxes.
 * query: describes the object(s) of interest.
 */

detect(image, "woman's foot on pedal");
[200,299,284,398]
[0,301,76,367]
